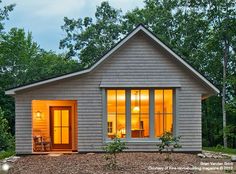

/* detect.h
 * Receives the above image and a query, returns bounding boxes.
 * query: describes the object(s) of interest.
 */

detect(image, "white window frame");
[103,88,177,143]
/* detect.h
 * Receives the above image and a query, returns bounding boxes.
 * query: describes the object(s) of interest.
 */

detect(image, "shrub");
[157,132,182,160]
[103,136,127,169]
[0,108,15,151]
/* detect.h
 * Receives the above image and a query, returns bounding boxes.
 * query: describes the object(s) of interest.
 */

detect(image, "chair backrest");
[33,136,42,143]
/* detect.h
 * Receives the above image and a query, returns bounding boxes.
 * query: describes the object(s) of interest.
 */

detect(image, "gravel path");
[7,153,236,174]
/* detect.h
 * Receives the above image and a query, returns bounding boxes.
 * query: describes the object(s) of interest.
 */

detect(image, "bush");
[0,150,15,160]
[103,136,127,169]
[0,107,15,151]
[157,132,182,160]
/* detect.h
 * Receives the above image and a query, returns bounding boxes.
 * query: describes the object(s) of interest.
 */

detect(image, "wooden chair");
[42,137,52,151]
[33,136,51,152]
[33,136,44,152]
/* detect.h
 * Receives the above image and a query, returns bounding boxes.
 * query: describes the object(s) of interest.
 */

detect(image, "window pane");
[62,110,69,126]
[62,128,69,144]
[131,90,149,138]
[155,89,173,137]
[107,90,116,114]
[164,114,173,133]
[141,114,149,137]
[107,113,116,138]
[117,90,125,114]
[107,90,126,138]
[164,90,173,113]
[117,114,126,138]
[155,114,164,137]
[155,90,163,114]
[141,90,149,114]
[131,90,140,113]
[53,127,61,144]
[54,110,61,126]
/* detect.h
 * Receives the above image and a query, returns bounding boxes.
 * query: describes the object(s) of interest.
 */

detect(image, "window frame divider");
[126,89,131,140]
[150,89,155,138]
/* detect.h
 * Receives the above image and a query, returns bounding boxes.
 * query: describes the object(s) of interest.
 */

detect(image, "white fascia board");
[5,69,90,95]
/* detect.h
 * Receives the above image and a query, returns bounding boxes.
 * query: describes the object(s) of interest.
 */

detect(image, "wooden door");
[50,106,72,150]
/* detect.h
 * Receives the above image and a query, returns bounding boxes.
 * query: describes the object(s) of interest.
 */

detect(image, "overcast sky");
[2,0,144,53]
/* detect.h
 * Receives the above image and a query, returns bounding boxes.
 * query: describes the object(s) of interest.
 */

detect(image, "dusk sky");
[2,0,144,53]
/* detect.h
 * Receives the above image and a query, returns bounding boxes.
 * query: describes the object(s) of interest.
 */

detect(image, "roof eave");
[5,68,91,95]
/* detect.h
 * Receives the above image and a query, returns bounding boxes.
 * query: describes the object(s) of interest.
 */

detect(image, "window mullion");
[102,89,107,141]
[150,89,155,139]
[163,90,165,133]
[126,89,131,140]
[115,90,117,136]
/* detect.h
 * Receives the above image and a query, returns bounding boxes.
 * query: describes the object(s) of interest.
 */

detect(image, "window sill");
[104,138,162,143]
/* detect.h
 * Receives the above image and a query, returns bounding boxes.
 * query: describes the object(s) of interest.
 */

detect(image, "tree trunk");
[222,38,229,148]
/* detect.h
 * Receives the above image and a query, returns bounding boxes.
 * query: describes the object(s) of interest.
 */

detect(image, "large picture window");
[131,90,149,138]
[107,90,126,138]
[106,89,173,139]
[155,89,173,137]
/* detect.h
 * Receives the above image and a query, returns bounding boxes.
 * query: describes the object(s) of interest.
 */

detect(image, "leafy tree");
[0,107,14,151]
[186,0,236,148]
[0,0,15,33]
[0,28,79,133]
[60,1,123,67]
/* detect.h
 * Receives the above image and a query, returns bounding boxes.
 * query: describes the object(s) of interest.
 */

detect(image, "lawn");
[203,147,236,155]
[6,152,236,174]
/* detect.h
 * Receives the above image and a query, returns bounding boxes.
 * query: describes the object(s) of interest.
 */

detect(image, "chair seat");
[33,136,51,152]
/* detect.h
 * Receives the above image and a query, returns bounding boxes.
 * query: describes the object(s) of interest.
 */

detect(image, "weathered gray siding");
[14,31,210,154]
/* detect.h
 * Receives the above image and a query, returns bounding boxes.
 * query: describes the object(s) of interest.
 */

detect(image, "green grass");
[203,147,236,155]
[0,150,15,160]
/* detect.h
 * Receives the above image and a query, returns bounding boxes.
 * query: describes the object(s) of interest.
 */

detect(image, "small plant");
[103,136,127,169]
[157,132,182,161]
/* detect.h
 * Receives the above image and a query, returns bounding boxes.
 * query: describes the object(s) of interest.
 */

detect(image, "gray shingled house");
[5,24,219,154]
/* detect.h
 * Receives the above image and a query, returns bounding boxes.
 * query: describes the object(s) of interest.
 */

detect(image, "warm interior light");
[133,106,140,112]
[36,111,42,119]
[120,128,126,134]
[133,91,140,113]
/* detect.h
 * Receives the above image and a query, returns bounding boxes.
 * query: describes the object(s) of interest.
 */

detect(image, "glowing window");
[131,90,149,138]
[107,90,126,138]
[155,89,173,137]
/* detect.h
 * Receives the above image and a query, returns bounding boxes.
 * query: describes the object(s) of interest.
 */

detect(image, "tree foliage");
[0,1,80,134]
[0,28,80,133]
[0,107,14,151]
[60,1,123,67]
[0,0,15,33]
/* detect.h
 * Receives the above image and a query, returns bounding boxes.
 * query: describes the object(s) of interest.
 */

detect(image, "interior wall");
[32,100,77,151]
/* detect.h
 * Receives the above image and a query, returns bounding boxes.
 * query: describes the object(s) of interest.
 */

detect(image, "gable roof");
[5,24,219,95]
